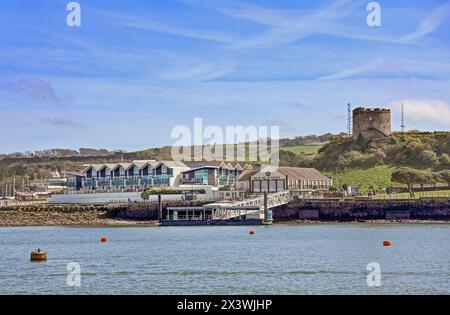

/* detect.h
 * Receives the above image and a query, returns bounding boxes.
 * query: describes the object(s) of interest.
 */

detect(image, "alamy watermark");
[367,2,382,27]
[366,262,381,287]
[67,262,81,287]
[66,2,81,27]
[171,118,280,166]
[65,2,381,30]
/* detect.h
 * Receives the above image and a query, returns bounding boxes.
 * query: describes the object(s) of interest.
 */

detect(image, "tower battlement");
[353,107,390,114]
[352,107,391,140]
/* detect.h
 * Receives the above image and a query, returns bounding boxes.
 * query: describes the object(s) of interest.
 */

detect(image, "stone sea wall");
[109,200,210,220]
[2,199,449,226]
[272,198,450,221]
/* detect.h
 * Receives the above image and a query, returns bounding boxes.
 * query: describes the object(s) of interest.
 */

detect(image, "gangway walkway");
[204,191,293,220]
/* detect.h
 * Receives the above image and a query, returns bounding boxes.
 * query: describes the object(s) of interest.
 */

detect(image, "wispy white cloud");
[0,78,61,105]
[388,99,450,126]
[318,59,384,81]
[41,118,87,128]
[317,57,450,81]
[160,62,235,82]
[112,12,238,44]
[109,0,448,50]
[399,4,450,44]
[281,101,310,110]
[189,0,358,49]
[109,0,388,49]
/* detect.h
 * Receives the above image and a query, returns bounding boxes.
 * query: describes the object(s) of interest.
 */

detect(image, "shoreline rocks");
[1,199,450,227]
[273,199,450,221]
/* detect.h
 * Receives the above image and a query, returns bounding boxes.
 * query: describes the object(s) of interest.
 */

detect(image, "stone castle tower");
[352,107,391,140]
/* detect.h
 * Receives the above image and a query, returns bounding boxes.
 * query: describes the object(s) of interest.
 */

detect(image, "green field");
[325,165,450,196]
[325,165,395,189]
[281,142,327,156]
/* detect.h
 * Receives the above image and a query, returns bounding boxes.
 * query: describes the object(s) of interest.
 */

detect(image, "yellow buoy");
[30,250,48,262]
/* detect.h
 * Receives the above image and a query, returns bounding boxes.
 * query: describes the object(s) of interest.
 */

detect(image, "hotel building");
[67,160,189,193]
[65,159,332,195]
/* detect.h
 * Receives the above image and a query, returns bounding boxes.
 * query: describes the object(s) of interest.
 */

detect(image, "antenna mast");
[401,102,405,132]
[347,103,352,135]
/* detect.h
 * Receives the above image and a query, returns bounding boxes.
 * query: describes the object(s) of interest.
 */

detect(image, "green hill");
[313,132,449,170]
[281,142,327,156]
[1,132,448,192]
[313,131,450,189]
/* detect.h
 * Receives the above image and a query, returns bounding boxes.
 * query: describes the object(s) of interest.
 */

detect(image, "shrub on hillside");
[439,154,450,168]
[420,150,439,168]
[440,170,450,187]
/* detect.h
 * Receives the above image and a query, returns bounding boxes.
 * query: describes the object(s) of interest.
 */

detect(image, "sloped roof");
[133,160,159,168]
[97,164,117,172]
[237,170,259,182]
[123,160,159,170]
[276,167,331,181]
[64,171,85,177]
[125,163,140,170]
[81,164,104,173]
[131,162,148,169]
[243,164,255,170]
[115,163,132,170]
[82,160,160,173]
[155,161,189,169]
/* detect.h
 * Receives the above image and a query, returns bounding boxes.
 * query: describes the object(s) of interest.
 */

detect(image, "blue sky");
[0,0,449,153]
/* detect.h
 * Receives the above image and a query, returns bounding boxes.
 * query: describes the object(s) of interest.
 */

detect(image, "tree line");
[391,168,450,197]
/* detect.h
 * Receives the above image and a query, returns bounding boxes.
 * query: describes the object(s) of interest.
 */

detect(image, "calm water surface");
[0,224,449,294]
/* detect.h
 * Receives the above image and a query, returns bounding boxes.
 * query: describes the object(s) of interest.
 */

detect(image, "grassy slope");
[325,165,395,189]
[283,143,399,189]
[325,165,449,191]
[281,142,328,156]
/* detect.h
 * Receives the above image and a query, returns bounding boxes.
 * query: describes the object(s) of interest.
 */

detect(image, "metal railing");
[81,175,171,187]
[209,191,293,220]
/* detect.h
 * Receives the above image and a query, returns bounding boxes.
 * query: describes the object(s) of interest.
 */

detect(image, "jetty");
[161,191,294,226]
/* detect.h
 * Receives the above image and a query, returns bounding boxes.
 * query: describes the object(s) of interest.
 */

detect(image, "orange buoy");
[383,240,392,246]
[100,237,108,243]
[30,250,48,262]
[249,230,255,235]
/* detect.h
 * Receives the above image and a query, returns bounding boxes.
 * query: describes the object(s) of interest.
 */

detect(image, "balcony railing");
[82,175,171,187]
[180,178,207,185]
[218,175,237,187]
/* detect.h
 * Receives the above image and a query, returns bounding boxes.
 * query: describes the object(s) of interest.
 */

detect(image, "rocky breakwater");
[272,198,450,222]
[0,204,112,226]
[0,200,211,226]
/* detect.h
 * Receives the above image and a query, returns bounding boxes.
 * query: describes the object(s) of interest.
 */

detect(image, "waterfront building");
[46,170,67,193]
[22,170,67,194]
[248,167,332,193]
[67,160,189,193]
[180,162,254,188]
[65,171,85,192]
[235,170,259,191]
[65,160,332,196]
